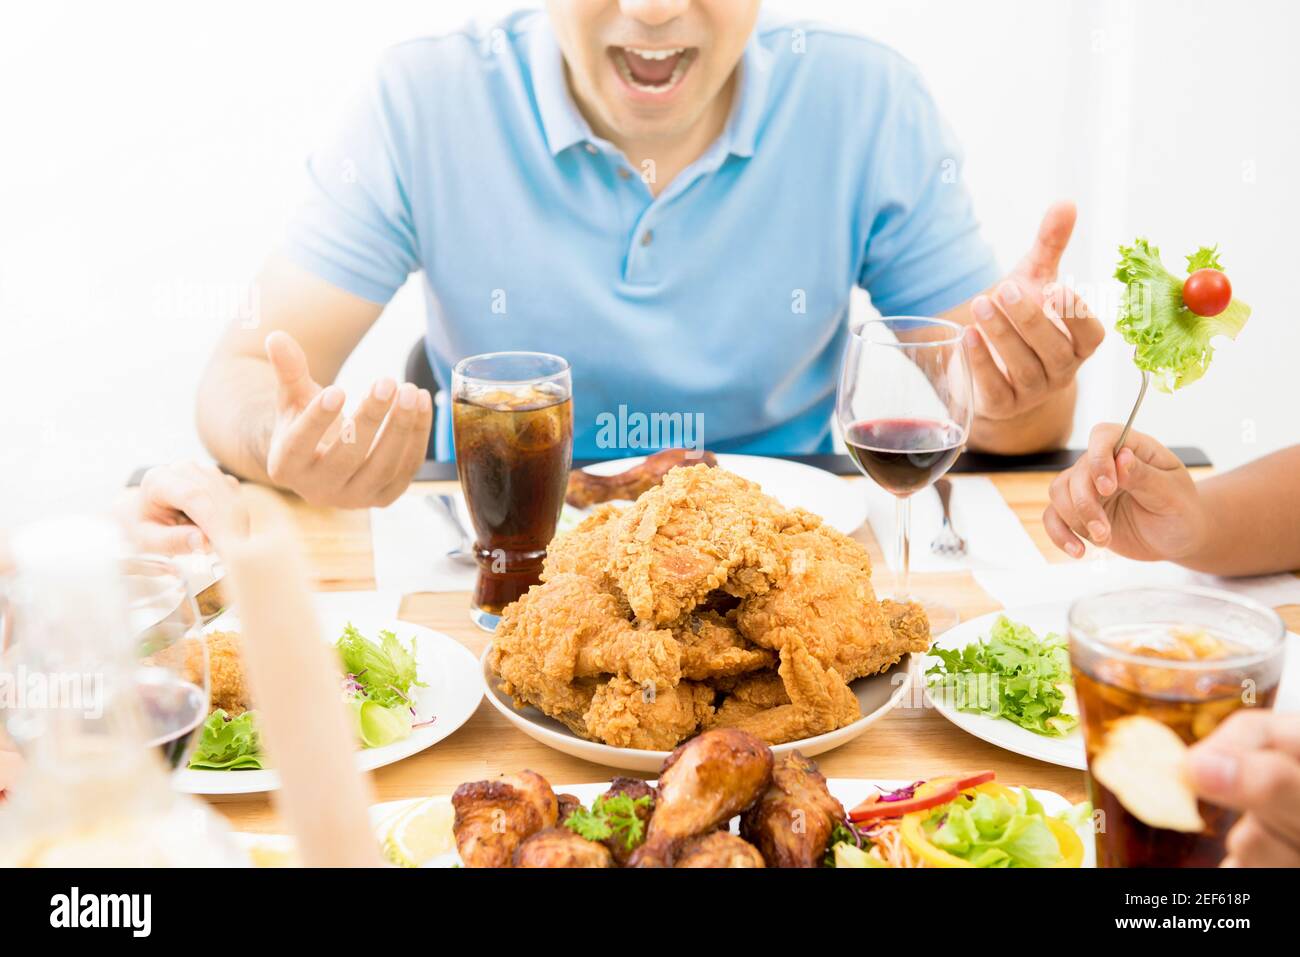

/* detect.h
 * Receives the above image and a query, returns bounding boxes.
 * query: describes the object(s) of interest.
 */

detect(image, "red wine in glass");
[138,671,208,769]
[844,417,966,496]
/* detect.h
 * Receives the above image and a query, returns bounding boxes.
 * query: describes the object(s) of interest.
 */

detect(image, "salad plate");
[481,646,915,772]
[923,604,1086,770]
[174,614,482,795]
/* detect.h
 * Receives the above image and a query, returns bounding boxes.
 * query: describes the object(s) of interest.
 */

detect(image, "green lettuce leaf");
[336,623,425,709]
[188,708,266,770]
[926,615,1078,737]
[349,697,414,749]
[1114,238,1250,392]
[921,787,1065,868]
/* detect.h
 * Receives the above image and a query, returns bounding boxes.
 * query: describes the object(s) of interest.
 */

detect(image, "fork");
[424,494,477,566]
[929,478,966,557]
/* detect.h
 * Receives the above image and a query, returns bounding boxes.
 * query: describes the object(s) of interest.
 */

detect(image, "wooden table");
[212,471,1299,834]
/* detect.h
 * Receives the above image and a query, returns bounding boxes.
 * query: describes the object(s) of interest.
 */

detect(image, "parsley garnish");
[564,794,652,850]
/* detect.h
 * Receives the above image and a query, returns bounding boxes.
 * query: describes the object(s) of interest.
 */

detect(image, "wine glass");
[123,556,211,769]
[836,317,973,634]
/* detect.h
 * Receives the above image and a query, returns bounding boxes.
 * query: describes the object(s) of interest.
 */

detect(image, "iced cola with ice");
[451,354,573,627]
[1069,588,1285,867]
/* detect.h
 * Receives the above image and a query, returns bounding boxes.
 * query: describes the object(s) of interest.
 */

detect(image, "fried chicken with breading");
[452,770,558,868]
[672,609,774,680]
[708,635,861,744]
[583,676,715,751]
[740,750,845,867]
[608,465,794,625]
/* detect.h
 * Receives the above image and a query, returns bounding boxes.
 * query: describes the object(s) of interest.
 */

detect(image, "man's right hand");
[264,331,432,507]
[1043,423,1209,561]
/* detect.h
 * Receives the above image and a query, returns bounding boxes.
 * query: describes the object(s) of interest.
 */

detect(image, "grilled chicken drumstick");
[674,831,766,868]
[628,728,773,867]
[599,776,657,865]
[452,770,558,868]
[565,448,718,507]
[514,828,614,868]
[740,750,845,867]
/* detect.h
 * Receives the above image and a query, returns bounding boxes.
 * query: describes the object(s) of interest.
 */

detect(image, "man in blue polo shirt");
[198,1,1104,508]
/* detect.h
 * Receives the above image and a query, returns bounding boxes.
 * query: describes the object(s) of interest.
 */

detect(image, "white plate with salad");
[923,604,1086,770]
[173,615,482,795]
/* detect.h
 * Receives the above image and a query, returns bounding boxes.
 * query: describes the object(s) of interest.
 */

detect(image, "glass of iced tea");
[451,352,573,631]
[1069,587,1286,867]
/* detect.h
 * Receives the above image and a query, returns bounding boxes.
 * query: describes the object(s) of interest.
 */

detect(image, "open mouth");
[608,45,697,96]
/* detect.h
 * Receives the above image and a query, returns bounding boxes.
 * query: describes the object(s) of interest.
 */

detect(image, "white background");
[2,0,1297,525]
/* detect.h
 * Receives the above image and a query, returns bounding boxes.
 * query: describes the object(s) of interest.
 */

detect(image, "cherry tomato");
[1182,268,1232,317]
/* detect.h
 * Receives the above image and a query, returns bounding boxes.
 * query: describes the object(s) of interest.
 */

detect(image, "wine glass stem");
[895,495,911,601]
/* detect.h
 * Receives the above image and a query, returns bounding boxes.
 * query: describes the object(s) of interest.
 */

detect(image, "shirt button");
[584,143,598,155]
[641,230,653,247]
[617,167,631,180]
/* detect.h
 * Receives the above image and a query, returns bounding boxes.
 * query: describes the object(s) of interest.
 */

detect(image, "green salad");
[1114,239,1250,392]
[926,616,1077,737]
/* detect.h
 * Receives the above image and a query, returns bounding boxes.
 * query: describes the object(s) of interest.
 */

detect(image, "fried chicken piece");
[566,448,718,507]
[882,598,930,651]
[673,831,766,868]
[736,535,930,682]
[513,828,614,868]
[149,630,249,716]
[541,504,624,598]
[452,770,558,868]
[598,776,657,865]
[609,465,795,624]
[672,609,775,681]
[740,750,845,867]
[709,636,861,745]
[628,728,773,867]
[583,677,715,750]
[491,572,682,708]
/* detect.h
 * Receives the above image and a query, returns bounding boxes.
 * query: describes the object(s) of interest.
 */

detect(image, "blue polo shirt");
[283,10,999,460]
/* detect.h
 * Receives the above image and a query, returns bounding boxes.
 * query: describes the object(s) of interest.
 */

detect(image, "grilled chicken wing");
[513,828,614,868]
[452,771,558,868]
[628,728,773,867]
[740,750,844,867]
[566,448,718,508]
[673,831,766,868]
[556,793,584,826]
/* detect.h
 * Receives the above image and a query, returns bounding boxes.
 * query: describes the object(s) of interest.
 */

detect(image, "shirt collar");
[529,19,772,160]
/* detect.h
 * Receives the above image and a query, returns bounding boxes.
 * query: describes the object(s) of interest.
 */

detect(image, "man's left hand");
[960,201,1105,424]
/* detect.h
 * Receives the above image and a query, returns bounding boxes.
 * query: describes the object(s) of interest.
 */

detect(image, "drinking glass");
[451,352,573,631]
[1069,586,1286,867]
[836,317,972,633]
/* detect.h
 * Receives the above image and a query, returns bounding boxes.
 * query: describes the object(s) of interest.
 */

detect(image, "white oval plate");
[351,776,1094,868]
[922,603,1086,770]
[923,600,1300,771]
[481,646,914,773]
[173,615,482,795]
[575,453,868,534]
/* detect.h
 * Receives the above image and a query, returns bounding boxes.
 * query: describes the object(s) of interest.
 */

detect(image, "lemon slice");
[381,797,456,867]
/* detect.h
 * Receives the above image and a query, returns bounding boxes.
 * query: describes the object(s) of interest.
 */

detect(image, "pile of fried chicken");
[453,729,848,868]
[489,464,930,749]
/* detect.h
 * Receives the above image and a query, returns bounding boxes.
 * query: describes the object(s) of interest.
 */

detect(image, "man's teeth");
[625,46,685,61]
[616,49,690,92]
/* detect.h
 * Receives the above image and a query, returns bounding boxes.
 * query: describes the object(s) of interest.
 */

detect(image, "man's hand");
[1188,710,1300,867]
[121,461,250,554]
[264,331,432,508]
[953,201,1105,452]
[1044,424,1208,560]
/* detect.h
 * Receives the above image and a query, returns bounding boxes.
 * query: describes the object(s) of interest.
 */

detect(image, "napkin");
[861,476,1047,573]
[369,494,478,594]
[973,556,1300,610]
